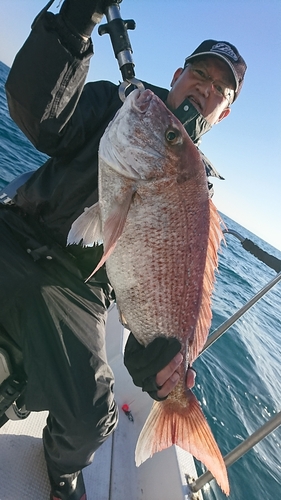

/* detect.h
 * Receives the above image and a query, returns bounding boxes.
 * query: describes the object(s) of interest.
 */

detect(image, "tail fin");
[135,390,229,496]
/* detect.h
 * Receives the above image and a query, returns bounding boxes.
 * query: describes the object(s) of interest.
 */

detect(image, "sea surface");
[0,60,280,500]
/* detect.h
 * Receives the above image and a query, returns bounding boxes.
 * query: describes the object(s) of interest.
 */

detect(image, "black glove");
[124,333,182,401]
[60,0,121,38]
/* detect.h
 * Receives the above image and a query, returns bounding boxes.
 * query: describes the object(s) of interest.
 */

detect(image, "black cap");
[184,40,247,101]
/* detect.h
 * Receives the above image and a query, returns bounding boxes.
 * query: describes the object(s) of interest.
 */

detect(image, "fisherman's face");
[166,56,235,125]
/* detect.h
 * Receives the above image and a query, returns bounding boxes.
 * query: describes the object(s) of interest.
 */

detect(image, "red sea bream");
[68,89,229,495]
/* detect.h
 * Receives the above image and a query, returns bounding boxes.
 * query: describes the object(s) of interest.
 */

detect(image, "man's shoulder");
[84,79,169,105]
[82,80,122,117]
[84,80,119,98]
[197,149,225,198]
[199,150,225,181]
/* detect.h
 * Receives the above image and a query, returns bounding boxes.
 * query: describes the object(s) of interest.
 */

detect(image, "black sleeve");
[5,12,94,155]
[124,332,182,401]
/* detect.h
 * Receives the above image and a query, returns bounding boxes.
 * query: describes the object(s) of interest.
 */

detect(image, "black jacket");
[5,12,221,248]
[5,12,173,247]
[5,13,119,246]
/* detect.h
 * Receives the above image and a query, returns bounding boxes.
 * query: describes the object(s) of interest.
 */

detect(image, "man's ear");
[216,106,231,124]
[170,68,184,87]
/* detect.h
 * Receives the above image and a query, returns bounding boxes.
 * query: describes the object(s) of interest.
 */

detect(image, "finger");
[157,371,180,399]
[157,366,196,399]
[155,352,183,388]
[186,367,196,389]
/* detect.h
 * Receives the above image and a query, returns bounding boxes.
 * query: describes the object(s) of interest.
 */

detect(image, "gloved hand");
[60,0,122,38]
[124,333,182,401]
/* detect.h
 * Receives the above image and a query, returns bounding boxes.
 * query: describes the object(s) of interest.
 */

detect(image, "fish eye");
[165,128,182,145]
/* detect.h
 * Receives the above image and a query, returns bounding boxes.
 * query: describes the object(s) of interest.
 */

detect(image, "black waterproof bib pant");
[0,206,118,481]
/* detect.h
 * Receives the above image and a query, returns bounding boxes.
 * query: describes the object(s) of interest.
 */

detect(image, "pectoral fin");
[85,187,135,281]
[67,203,102,247]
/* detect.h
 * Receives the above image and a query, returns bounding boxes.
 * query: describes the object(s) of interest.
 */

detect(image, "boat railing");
[190,410,281,494]
[188,229,281,496]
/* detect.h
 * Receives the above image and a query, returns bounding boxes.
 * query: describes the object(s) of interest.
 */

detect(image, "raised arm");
[5,1,111,156]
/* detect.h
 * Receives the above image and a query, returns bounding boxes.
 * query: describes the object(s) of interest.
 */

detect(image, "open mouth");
[134,89,154,113]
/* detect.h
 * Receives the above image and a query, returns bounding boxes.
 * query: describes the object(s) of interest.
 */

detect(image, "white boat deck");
[0,305,203,500]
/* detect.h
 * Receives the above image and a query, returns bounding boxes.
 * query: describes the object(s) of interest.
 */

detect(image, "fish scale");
[108,193,207,344]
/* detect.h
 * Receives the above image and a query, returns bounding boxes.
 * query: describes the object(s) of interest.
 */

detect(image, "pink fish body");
[68,89,229,495]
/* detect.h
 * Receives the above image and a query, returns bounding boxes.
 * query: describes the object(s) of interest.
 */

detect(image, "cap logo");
[210,43,238,61]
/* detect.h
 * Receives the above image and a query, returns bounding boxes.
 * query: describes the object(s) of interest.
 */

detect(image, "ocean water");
[0,60,280,499]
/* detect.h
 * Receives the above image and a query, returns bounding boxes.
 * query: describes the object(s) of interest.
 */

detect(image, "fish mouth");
[133,89,155,113]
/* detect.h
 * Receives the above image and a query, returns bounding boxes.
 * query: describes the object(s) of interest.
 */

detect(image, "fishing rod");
[225,228,281,273]
[99,1,144,100]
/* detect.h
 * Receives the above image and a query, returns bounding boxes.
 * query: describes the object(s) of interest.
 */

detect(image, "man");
[2,1,246,499]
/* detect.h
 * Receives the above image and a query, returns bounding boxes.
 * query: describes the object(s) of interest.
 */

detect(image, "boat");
[0,172,280,499]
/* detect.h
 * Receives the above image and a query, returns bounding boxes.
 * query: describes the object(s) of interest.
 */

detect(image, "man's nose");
[196,80,211,98]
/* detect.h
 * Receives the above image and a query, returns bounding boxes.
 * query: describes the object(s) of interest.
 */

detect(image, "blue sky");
[0,0,281,251]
